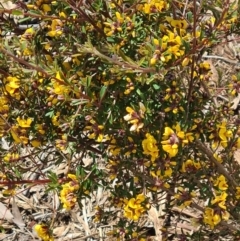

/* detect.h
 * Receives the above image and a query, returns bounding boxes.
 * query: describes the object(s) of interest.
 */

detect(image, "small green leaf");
[48,171,58,183]
[45,110,54,117]
[186,11,193,22]
[182,39,190,53]
[138,57,147,67]
[153,84,160,90]
[107,37,114,42]
[100,86,107,100]
[109,112,113,124]
[14,168,21,178]
[136,88,144,98]
[70,99,89,106]
[18,17,32,23]
[146,75,155,85]
[12,10,23,15]
[86,76,92,87]
[76,166,85,179]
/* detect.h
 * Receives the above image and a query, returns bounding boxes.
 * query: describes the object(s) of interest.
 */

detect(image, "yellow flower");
[59,174,79,210]
[21,27,35,39]
[174,187,196,208]
[47,19,63,37]
[218,121,233,148]
[10,125,29,144]
[16,117,32,128]
[129,194,145,207]
[203,208,221,229]
[173,123,186,139]
[36,124,45,135]
[211,192,227,209]
[3,153,19,162]
[59,11,67,18]
[42,4,51,13]
[182,57,190,66]
[150,57,157,66]
[213,153,223,163]
[34,224,54,241]
[162,127,174,138]
[124,103,145,132]
[31,139,41,147]
[2,187,16,196]
[0,96,9,115]
[47,72,70,102]
[222,210,230,221]
[108,138,121,156]
[124,137,137,156]
[115,11,124,23]
[22,47,33,56]
[56,137,67,151]
[85,120,108,142]
[214,175,228,191]
[142,133,159,161]
[162,143,178,157]
[5,76,20,99]
[164,166,173,177]
[161,127,179,157]
[59,188,77,210]
[10,128,22,144]
[142,1,168,14]
[161,124,193,157]
[200,61,210,70]
[181,159,201,173]
[236,187,240,199]
[124,194,147,221]
[52,112,60,126]
[165,16,187,27]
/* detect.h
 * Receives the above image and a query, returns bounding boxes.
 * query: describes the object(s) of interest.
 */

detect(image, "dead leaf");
[0,233,7,240]
[12,198,25,230]
[53,226,66,237]
[231,93,240,110]
[148,206,163,239]
[0,202,13,221]
[208,59,219,83]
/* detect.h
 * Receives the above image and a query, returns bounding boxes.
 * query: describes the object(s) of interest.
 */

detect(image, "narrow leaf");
[12,198,25,230]
[0,202,13,221]
[11,10,23,15]
[100,86,107,100]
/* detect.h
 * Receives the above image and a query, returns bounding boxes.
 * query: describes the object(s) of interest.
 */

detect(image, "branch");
[194,139,238,187]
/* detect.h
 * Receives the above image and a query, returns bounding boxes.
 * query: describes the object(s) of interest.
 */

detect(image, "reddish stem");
[0,178,69,185]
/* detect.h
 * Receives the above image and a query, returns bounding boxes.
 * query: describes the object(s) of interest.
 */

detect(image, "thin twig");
[0,47,50,76]
[186,0,197,122]
[203,54,240,65]
[194,140,238,187]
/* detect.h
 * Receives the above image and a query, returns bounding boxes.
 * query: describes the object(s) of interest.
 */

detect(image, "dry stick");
[0,48,63,83]
[0,177,70,185]
[203,54,240,65]
[77,232,99,240]
[186,0,197,122]
[74,43,155,74]
[0,68,9,77]
[194,140,238,187]
[183,0,189,16]
[0,48,50,76]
